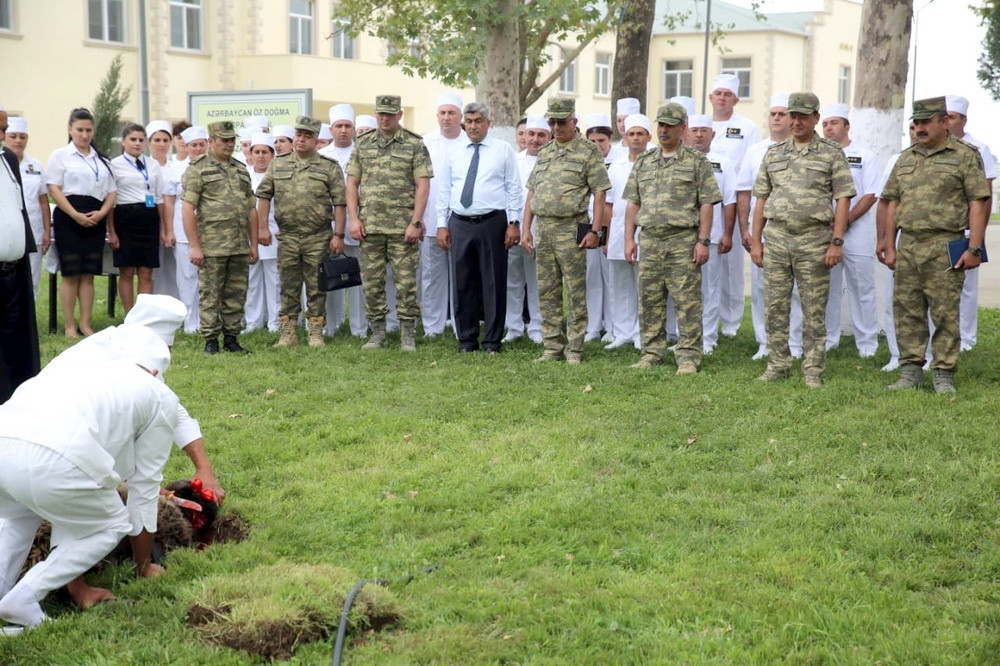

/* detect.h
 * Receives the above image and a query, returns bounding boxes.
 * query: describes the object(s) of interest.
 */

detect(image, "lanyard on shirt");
[132,156,151,192]
[77,151,100,182]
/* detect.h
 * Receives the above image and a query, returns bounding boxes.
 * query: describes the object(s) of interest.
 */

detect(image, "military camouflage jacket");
[256,151,346,236]
[526,135,610,218]
[623,145,722,233]
[181,151,256,256]
[345,128,433,234]
[752,133,856,234]
[881,134,990,234]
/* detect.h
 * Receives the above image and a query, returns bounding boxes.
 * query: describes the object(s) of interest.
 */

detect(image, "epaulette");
[355,131,377,146]
[765,138,791,153]
[956,137,981,154]
[316,153,340,165]
[400,127,423,140]
[274,152,293,160]
[188,153,207,165]
[818,136,843,150]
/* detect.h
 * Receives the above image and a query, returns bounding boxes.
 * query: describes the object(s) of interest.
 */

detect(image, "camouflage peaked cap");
[294,116,322,134]
[655,103,687,126]
[787,92,820,115]
[911,96,946,120]
[545,98,575,120]
[207,121,237,139]
[375,95,402,114]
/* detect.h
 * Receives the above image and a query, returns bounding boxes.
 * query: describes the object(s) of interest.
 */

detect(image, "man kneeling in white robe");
[0,325,178,634]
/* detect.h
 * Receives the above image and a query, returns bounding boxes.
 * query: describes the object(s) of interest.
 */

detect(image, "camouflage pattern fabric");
[256,152,346,235]
[278,234,330,319]
[881,134,990,233]
[637,228,703,367]
[181,151,256,257]
[526,135,610,217]
[345,128,433,235]
[752,133,856,234]
[360,233,419,322]
[535,218,588,356]
[199,255,249,338]
[623,146,722,229]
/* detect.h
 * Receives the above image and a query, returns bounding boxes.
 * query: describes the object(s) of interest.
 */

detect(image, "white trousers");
[324,245,368,337]
[719,247,745,335]
[29,251,42,300]
[0,439,131,607]
[505,244,542,337]
[585,249,612,336]
[701,244,722,348]
[607,259,639,342]
[876,262,900,359]
[420,235,450,335]
[960,267,978,348]
[826,253,879,354]
[173,243,200,334]
[750,262,766,346]
[245,257,280,332]
[152,246,180,299]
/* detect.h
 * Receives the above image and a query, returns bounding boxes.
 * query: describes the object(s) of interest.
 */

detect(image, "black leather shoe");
[204,338,219,354]
[458,345,479,353]
[222,335,251,355]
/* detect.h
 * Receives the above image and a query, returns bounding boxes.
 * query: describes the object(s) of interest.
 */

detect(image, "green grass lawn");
[5,289,1000,664]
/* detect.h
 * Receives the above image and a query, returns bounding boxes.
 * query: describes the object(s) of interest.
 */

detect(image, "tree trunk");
[610,0,656,136]
[477,0,521,129]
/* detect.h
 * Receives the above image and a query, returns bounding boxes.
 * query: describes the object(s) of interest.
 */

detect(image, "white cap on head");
[244,115,269,131]
[526,114,549,132]
[328,103,355,124]
[181,125,208,143]
[769,93,790,109]
[670,96,696,117]
[616,98,641,116]
[355,114,377,131]
[272,125,295,140]
[946,95,970,116]
[145,119,172,139]
[7,117,27,134]
[124,294,187,346]
[436,92,463,110]
[251,131,275,150]
[820,103,850,122]
[318,123,332,140]
[113,324,172,376]
[583,113,612,130]
[238,127,253,143]
[687,114,713,129]
[711,73,740,96]
[623,114,651,133]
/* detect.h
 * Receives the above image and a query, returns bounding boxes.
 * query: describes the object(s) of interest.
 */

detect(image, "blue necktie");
[460,143,480,208]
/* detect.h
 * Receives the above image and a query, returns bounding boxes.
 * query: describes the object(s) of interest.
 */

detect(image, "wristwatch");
[830,237,844,247]
[410,220,422,229]
[968,246,982,256]
[697,238,711,246]
[508,220,520,227]
[586,229,599,237]
[333,232,345,239]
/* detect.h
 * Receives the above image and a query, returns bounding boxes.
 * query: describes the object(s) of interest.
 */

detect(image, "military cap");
[375,95,402,114]
[207,120,237,139]
[655,102,687,126]
[912,96,946,120]
[294,115,322,134]
[545,98,575,120]
[787,92,820,115]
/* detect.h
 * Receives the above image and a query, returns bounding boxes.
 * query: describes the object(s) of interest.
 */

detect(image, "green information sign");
[188,89,312,129]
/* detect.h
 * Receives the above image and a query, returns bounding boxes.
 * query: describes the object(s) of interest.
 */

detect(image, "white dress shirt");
[45,143,116,200]
[110,154,164,205]
[0,149,26,262]
[436,134,522,228]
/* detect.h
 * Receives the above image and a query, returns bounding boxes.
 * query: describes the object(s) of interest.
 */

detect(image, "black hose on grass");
[331,564,440,666]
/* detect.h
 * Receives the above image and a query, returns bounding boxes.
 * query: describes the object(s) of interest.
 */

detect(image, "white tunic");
[17,155,47,243]
[423,129,467,230]
[163,158,189,242]
[840,143,881,255]
[736,137,777,235]
[319,142,359,245]
[605,155,638,261]
[704,150,737,243]
[45,143,116,200]
[710,112,760,174]
[250,169,279,261]
[962,133,996,180]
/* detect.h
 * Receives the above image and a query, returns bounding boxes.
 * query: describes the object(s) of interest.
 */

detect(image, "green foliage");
[976,1,1000,100]
[91,54,132,155]
[661,0,766,51]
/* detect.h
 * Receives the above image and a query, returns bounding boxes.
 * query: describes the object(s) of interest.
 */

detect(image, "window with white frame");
[170,0,202,50]
[88,0,125,43]
[0,0,13,31]
[331,14,354,59]
[663,60,693,99]
[838,65,851,105]
[559,52,576,94]
[594,52,611,97]
[721,57,751,98]
[289,0,313,55]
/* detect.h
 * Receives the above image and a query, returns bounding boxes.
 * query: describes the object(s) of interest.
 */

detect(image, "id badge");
[145,193,156,208]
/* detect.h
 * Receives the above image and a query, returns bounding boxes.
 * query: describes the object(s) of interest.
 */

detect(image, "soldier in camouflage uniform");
[750,92,855,388]
[181,120,259,354]
[345,95,433,351]
[521,98,611,365]
[623,103,721,373]
[880,96,990,394]
[256,116,346,349]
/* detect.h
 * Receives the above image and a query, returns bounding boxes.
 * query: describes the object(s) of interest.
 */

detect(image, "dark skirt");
[112,202,160,268]
[53,194,106,276]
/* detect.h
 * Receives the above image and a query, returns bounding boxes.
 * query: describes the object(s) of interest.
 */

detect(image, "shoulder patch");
[818,136,842,150]
[400,127,423,141]
[189,154,207,165]
[317,153,340,165]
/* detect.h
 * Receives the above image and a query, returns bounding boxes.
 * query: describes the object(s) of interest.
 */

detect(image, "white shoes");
[501,331,522,343]
[960,343,973,352]
[584,331,601,342]
[791,348,803,359]
[601,332,615,343]
[0,586,46,629]
[881,357,900,372]
[703,344,716,355]
[528,333,543,344]
[604,337,634,350]
[858,348,877,359]
[751,345,769,361]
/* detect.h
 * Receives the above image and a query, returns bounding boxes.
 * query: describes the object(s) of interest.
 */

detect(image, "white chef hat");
[124,294,187,347]
[436,92,463,110]
[251,131,275,150]
[328,103,355,124]
[616,98,640,116]
[821,103,850,121]
[145,119,172,139]
[181,125,208,143]
[318,123,332,140]
[355,115,377,131]
[711,74,740,95]
[7,117,27,134]
[946,95,970,116]
[272,125,295,140]
[769,93,790,109]
[238,127,253,143]
[583,113,612,130]
[669,96,696,117]
[113,324,172,376]
[687,114,713,129]
[623,114,650,133]
[244,115,269,131]
[525,114,549,131]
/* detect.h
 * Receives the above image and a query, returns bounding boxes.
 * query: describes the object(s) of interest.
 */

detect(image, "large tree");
[975,1,1000,99]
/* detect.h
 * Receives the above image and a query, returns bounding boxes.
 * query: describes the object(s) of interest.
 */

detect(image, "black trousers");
[0,256,40,403]
[450,211,508,350]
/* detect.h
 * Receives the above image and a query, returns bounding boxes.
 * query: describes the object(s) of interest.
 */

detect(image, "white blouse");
[110,154,164,205]
[46,143,117,201]
[250,168,279,261]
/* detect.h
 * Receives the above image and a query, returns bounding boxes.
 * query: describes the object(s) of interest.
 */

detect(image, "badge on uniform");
[145,193,156,208]
[726,128,743,139]
[319,253,363,291]
[847,156,862,169]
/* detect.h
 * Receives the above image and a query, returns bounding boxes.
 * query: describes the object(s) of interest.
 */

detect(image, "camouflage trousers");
[278,231,330,320]
[637,228,703,367]
[360,233,419,323]
[894,231,965,371]
[199,253,249,339]
[763,223,830,377]
[535,216,588,356]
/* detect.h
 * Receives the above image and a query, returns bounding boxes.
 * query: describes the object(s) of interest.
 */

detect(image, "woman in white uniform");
[2,117,50,297]
[146,120,179,299]
[245,132,280,332]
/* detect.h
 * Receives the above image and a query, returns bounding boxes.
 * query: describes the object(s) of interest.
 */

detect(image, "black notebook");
[947,237,988,267]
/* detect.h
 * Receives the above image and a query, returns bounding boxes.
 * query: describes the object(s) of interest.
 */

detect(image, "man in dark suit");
[0,105,41,403]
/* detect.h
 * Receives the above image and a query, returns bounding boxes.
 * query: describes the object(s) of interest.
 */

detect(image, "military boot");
[932,369,956,394]
[273,315,298,348]
[362,320,386,350]
[400,321,417,352]
[222,334,251,355]
[307,317,325,348]
[886,364,924,391]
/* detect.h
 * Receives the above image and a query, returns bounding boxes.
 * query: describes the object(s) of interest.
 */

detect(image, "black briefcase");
[319,253,362,291]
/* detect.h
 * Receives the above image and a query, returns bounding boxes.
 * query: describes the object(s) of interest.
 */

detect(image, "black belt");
[451,210,504,224]
[0,260,20,272]
[117,202,151,209]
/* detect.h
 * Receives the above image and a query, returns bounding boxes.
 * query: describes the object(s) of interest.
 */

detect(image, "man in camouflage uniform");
[256,116,346,349]
[750,92,855,388]
[521,98,611,365]
[623,103,721,373]
[345,95,433,351]
[880,96,989,394]
[181,120,259,354]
